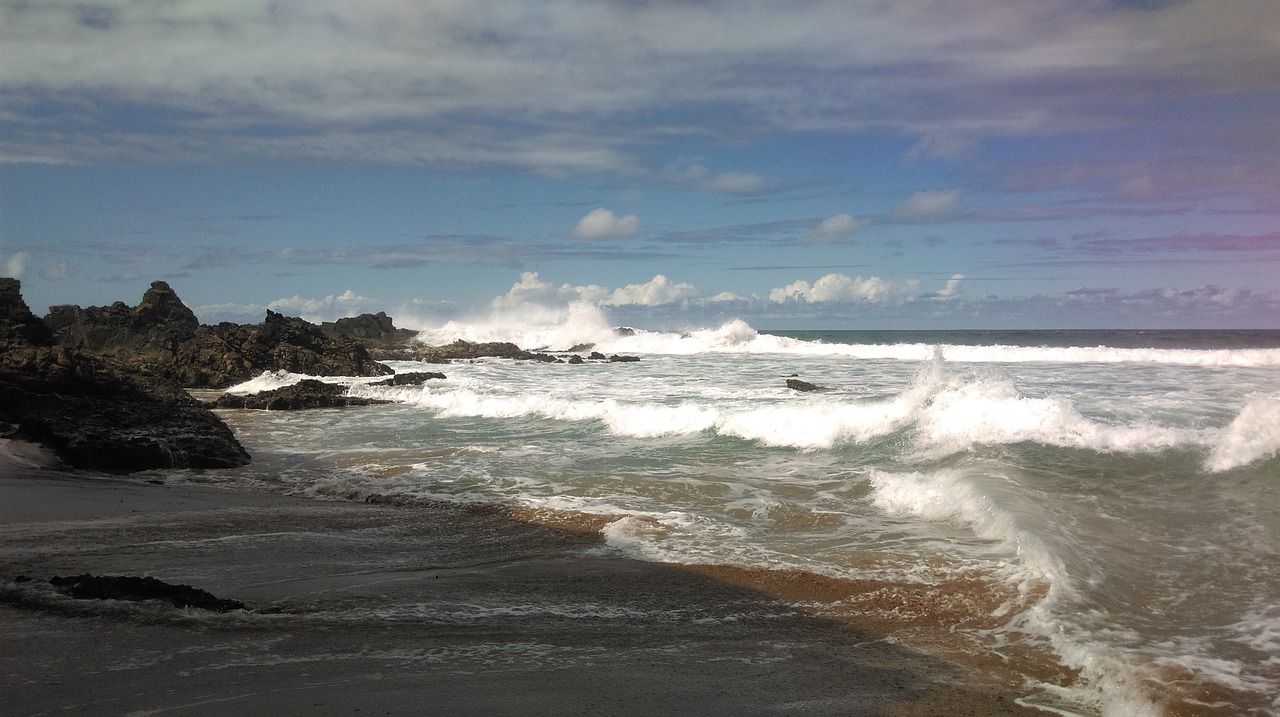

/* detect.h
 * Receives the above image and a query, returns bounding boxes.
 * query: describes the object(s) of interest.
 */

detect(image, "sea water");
[206,314,1280,716]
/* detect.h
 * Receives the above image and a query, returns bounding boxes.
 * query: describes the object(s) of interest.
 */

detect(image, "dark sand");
[1,470,1041,716]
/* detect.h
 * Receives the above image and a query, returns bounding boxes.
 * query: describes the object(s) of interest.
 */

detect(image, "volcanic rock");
[369,371,447,386]
[1,280,250,471]
[213,379,389,410]
[45,282,393,388]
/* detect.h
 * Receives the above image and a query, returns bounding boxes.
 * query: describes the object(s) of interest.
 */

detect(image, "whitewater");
[207,312,1280,716]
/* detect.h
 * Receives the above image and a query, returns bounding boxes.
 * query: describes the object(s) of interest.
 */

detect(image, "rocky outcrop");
[45,282,392,388]
[213,379,389,410]
[1,280,251,472]
[397,339,559,363]
[319,312,418,352]
[49,574,245,612]
[1,277,54,346]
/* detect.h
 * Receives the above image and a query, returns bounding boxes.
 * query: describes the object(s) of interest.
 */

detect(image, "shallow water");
[197,325,1280,716]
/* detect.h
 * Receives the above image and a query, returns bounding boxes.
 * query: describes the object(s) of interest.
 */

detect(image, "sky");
[2,0,1279,331]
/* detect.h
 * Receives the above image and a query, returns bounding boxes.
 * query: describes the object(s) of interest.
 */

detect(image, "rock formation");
[45,281,392,388]
[1,279,251,471]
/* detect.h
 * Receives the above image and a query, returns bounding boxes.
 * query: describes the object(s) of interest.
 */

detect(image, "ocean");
[200,316,1280,716]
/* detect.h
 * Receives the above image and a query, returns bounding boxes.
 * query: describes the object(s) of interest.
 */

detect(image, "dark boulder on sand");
[1,279,251,471]
[49,574,245,612]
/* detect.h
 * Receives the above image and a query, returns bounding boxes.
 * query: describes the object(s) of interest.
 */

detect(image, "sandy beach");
[0,469,1042,716]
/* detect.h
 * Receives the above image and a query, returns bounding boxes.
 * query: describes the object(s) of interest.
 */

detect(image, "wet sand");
[1,470,1040,716]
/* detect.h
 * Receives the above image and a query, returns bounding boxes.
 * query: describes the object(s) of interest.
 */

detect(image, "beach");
[1,469,1039,716]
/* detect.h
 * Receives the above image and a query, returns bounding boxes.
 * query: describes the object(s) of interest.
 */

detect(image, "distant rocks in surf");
[388,339,641,365]
[213,379,389,411]
[370,371,447,386]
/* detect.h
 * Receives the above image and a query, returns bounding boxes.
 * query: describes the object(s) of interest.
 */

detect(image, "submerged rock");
[785,378,822,392]
[49,574,245,612]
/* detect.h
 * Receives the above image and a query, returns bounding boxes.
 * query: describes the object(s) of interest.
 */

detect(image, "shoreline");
[1,468,1045,716]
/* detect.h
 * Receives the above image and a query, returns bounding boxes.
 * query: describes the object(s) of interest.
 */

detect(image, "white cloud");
[267,289,372,320]
[892,189,964,221]
[492,272,698,310]
[938,273,965,298]
[806,213,869,244]
[769,273,920,304]
[572,208,641,239]
[3,252,28,279]
[605,275,699,307]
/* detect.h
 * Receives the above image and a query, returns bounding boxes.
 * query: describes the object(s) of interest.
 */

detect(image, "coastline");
[1,469,1042,716]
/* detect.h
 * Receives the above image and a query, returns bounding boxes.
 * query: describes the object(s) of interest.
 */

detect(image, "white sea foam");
[1205,394,1280,472]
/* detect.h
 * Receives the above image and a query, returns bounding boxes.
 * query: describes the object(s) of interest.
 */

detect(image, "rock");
[608,354,641,363]
[396,339,558,363]
[213,379,389,410]
[1,281,251,472]
[786,378,822,392]
[566,355,585,365]
[45,283,393,388]
[49,574,245,612]
[589,351,607,360]
[319,311,418,351]
[0,277,54,346]
[369,371,447,386]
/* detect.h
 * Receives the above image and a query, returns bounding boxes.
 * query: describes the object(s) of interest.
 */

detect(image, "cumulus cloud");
[267,289,373,321]
[572,208,641,239]
[938,273,965,298]
[494,272,700,309]
[605,275,699,307]
[769,273,919,303]
[806,214,869,245]
[2,252,29,279]
[892,189,964,221]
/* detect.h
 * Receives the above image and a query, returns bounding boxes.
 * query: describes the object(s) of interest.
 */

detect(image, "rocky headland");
[1,278,250,472]
[2,279,642,472]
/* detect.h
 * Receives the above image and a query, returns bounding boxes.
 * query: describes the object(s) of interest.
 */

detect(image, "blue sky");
[2,0,1278,330]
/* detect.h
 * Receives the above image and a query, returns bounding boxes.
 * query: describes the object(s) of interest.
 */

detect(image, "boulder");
[213,379,388,410]
[369,371,447,386]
